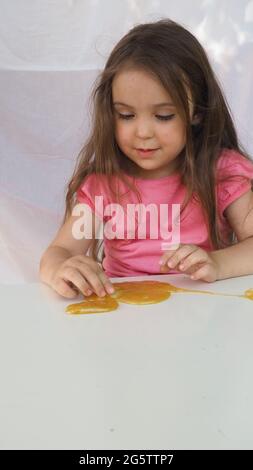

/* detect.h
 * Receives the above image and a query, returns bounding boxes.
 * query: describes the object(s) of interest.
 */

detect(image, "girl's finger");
[159,245,181,266]
[164,245,198,269]
[178,251,208,272]
[190,264,214,282]
[76,265,107,297]
[183,263,204,275]
[62,267,100,296]
[98,271,115,294]
[54,278,80,299]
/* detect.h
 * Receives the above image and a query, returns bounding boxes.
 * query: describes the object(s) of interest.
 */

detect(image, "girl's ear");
[191,113,202,126]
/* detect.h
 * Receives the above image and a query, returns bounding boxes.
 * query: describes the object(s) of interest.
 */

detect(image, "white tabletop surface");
[0,273,253,450]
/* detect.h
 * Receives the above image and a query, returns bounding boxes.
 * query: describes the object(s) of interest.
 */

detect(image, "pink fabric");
[76,148,253,277]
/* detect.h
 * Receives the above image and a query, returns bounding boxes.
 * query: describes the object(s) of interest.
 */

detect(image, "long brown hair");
[62,18,252,259]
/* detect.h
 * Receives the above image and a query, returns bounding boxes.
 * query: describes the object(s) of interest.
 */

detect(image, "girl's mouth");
[136,148,159,156]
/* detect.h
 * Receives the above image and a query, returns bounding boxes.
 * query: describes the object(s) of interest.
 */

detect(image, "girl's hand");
[159,244,220,282]
[50,255,115,299]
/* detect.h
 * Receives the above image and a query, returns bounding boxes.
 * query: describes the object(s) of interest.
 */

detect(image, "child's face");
[112,68,193,179]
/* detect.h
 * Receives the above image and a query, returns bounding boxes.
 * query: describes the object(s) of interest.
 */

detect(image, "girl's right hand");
[50,255,115,299]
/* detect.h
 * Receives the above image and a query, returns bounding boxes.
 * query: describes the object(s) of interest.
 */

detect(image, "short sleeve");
[76,174,104,220]
[216,149,253,216]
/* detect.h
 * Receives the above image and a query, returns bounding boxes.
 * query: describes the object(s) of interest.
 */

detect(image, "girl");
[39,18,253,299]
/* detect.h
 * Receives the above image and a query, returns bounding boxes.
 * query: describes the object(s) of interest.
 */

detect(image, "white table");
[1,274,253,450]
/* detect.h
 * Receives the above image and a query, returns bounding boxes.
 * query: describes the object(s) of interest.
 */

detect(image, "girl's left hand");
[159,244,220,282]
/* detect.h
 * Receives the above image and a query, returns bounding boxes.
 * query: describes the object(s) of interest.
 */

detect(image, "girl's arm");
[159,189,253,282]
[39,212,92,288]
[39,208,114,298]
[211,188,253,279]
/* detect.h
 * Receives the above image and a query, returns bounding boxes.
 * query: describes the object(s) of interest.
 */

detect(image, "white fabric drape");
[0,0,253,283]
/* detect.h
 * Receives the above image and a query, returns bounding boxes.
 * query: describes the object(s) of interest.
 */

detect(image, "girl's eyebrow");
[113,101,175,108]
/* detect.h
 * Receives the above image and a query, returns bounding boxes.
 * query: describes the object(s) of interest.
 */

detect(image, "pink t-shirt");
[76,148,253,277]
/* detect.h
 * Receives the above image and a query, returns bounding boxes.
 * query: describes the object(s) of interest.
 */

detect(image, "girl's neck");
[121,154,183,181]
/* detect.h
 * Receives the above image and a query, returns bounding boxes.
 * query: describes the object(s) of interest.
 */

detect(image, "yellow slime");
[65,280,253,315]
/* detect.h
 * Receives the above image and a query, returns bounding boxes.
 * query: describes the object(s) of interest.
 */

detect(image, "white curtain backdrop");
[0,0,253,283]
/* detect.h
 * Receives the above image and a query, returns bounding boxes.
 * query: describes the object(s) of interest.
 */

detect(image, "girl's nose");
[134,119,154,139]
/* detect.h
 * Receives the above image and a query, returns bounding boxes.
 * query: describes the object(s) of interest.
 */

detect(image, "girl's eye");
[117,113,175,121]
[118,114,134,120]
[156,114,175,121]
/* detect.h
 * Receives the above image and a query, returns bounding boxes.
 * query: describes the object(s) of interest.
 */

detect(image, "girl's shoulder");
[77,172,109,190]
[216,148,253,177]
[216,148,253,215]
[76,173,103,201]
[76,172,131,203]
